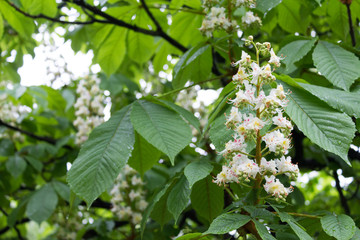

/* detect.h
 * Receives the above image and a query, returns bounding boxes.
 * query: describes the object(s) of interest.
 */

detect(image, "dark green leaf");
[253,220,277,240]
[279,38,317,69]
[167,175,191,222]
[321,214,356,240]
[6,155,27,178]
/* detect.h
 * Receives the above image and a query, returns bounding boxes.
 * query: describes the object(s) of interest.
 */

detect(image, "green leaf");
[24,156,43,172]
[277,0,309,34]
[0,1,35,38]
[172,44,212,89]
[279,38,317,69]
[20,0,58,18]
[312,41,360,91]
[253,220,277,240]
[176,233,210,240]
[281,82,355,165]
[8,195,31,227]
[141,180,174,236]
[256,0,282,13]
[151,186,174,227]
[156,99,201,133]
[184,159,213,188]
[276,211,312,240]
[6,155,27,178]
[131,100,192,164]
[127,29,154,64]
[209,113,233,152]
[128,131,161,177]
[190,176,224,222]
[67,105,135,206]
[52,181,70,202]
[321,214,356,240]
[96,27,127,75]
[204,213,251,235]
[167,175,191,222]
[61,89,75,112]
[0,12,3,40]
[298,82,360,118]
[0,139,15,156]
[25,184,58,223]
[327,0,349,41]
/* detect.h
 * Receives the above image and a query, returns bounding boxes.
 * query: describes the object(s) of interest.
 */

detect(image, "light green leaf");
[0,12,3,40]
[0,1,35,38]
[321,214,356,240]
[277,0,309,34]
[327,0,349,41]
[298,82,360,118]
[61,89,75,112]
[128,131,161,177]
[184,159,213,188]
[312,41,360,91]
[176,233,210,240]
[20,0,58,18]
[167,175,191,222]
[96,27,127,75]
[282,82,355,165]
[67,105,135,206]
[190,176,224,222]
[25,184,58,223]
[172,44,212,89]
[256,0,282,13]
[131,100,192,164]
[279,39,317,69]
[6,155,27,178]
[253,220,277,240]
[156,99,201,132]
[204,213,251,235]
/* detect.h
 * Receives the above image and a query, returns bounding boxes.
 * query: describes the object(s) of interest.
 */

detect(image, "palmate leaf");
[130,100,192,164]
[321,214,356,240]
[312,41,360,91]
[281,82,355,165]
[67,105,135,206]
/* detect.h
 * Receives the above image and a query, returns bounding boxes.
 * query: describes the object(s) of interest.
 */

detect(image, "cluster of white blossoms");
[200,0,261,37]
[214,37,299,201]
[110,165,148,226]
[0,85,29,142]
[73,78,105,145]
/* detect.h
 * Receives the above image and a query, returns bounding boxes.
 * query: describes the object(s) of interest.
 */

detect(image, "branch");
[345,2,356,46]
[68,0,188,52]
[333,170,351,215]
[0,119,56,144]
[0,119,73,150]
[4,0,99,25]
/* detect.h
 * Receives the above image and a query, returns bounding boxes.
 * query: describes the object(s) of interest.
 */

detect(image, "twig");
[333,170,351,215]
[4,0,98,25]
[68,0,188,52]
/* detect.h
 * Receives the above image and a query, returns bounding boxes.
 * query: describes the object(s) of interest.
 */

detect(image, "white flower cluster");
[214,38,298,201]
[73,78,105,145]
[110,165,148,226]
[200,0,260,37]
[0,86,29,142]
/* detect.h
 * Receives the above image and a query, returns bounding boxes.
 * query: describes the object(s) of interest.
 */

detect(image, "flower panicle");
[214,36,298,202]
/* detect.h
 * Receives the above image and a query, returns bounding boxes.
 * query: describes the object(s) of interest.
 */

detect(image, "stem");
[273,212,321,219]
[345,3,356,46]
[225,186,238,200]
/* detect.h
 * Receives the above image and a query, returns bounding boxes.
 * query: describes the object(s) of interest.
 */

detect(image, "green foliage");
[131,100,192,164]
[320,214,356,240]
[204,213,251,235]
[67,105,135,206]
[312,41,360,91]
[184,159,213,188]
